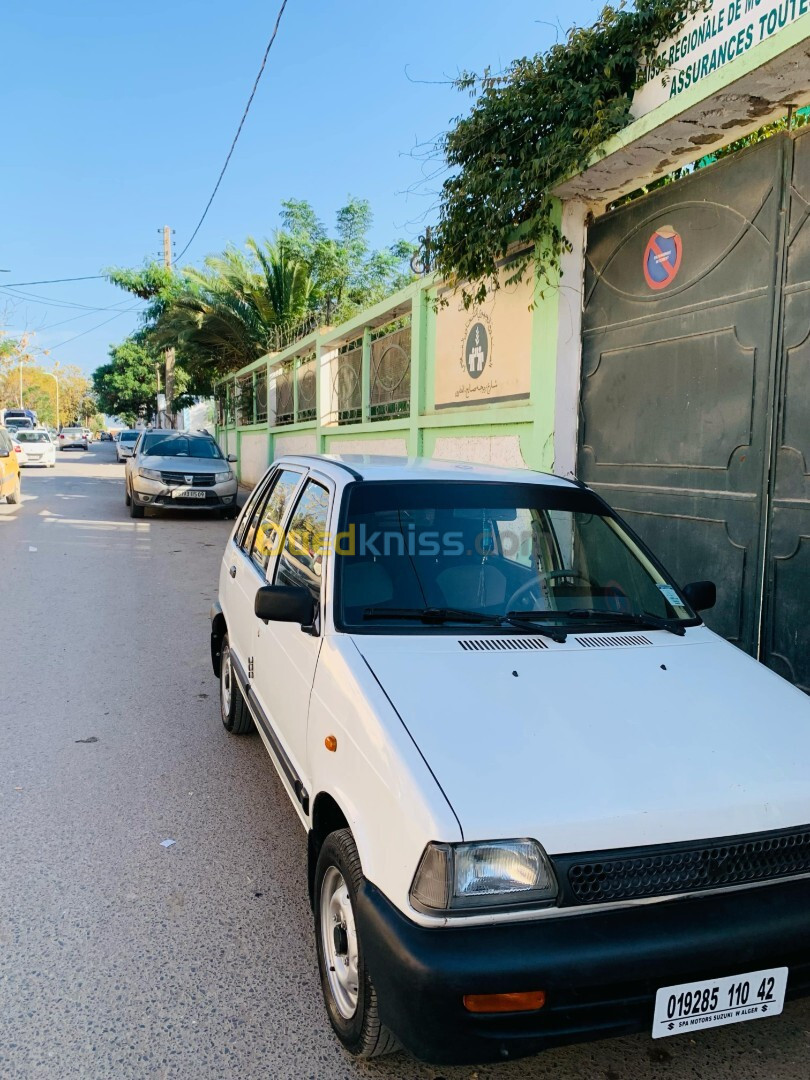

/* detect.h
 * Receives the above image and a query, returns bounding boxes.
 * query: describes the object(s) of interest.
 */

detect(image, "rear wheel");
[219,636,253,734]
[315,830,399,1058]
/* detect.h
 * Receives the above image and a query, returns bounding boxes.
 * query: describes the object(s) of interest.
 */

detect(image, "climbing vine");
[431,0,707,305]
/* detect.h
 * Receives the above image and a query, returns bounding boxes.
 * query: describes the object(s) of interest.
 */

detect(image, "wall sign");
[631,0,809,119]
[643,225,683,290]
[434,265,533,409]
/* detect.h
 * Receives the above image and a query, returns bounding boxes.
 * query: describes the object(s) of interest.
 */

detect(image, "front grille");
[556,825,810,906]
[160,471,216,487]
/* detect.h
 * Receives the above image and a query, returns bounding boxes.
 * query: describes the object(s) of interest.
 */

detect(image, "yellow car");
[0,427,22,505]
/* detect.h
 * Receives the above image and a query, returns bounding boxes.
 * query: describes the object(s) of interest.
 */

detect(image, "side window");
[250,469,302,574]
[275,481,331,604]
[236,470,275,551]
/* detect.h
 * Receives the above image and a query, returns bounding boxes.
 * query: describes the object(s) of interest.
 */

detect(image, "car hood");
[137,455,228,473]
[352,628,810,854]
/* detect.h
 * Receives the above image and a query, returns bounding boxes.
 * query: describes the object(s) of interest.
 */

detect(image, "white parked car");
[116,430,140,462]
[211,455,810,1065]
[15,429,56,467]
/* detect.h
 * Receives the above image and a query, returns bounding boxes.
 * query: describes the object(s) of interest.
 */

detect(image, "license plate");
[172,488,206,499]
[652,967,787,1038]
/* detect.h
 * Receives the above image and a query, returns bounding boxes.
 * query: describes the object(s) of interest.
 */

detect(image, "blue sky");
[1,0,599,375]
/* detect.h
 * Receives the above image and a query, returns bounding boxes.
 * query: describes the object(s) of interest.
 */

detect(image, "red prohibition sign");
[643,226,683,290]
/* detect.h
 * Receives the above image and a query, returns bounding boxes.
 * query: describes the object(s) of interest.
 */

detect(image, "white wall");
[274,433,318,457]
[432,434,525,468]
[325,437,408,458]
[239,432,269,488]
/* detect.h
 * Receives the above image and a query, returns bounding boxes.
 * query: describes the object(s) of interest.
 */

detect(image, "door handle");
[229,565,237,578]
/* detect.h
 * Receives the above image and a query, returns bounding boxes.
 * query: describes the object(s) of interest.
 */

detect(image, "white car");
[58,427,89,451]
[15,429,56,468]
[116,430,140,462]
[210,455,810,1065]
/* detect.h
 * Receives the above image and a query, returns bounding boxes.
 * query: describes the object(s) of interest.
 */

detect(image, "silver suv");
[125,431,238,519]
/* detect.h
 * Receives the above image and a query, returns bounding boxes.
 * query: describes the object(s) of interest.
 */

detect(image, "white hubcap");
[320,866,359,1019]
[221,649,232,716]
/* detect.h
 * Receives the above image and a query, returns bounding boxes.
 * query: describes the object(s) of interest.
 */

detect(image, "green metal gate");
[579,130,810,691]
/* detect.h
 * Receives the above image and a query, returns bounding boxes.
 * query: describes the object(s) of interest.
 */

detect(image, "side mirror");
[682,580,716,612]
[255,584,314,627]
[227,453,237,463]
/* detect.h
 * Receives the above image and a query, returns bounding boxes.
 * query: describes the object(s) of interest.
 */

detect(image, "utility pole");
[161,225,175,428]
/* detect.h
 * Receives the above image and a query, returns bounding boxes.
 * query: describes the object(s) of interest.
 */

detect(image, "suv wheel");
[219,636,253,734]
[129,494,144,518]
[315,829,399,1058]
[124,482,131,506]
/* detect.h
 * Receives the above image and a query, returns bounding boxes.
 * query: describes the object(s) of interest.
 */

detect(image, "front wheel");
[124,483,131,507]
[314,829,399,1058]
[6,479,21,505]
[129,494,144,518]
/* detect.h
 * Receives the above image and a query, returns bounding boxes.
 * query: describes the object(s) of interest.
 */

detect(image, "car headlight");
[410,839,558,913]
[138,467,162,481]
[213,470,234,484]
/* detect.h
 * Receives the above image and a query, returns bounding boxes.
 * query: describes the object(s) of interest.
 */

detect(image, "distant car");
[58,427,89,451]
[15,429,56,468]
[125,431,238,519]
[0,428,21,504]
[99,431,113,442]
[116,430,140,462]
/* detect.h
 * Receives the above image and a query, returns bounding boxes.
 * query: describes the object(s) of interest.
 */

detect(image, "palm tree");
[150,237,315,373]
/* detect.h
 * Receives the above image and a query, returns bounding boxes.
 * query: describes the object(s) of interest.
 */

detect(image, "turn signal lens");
[324,735,337,752]
[463,991,546,1014]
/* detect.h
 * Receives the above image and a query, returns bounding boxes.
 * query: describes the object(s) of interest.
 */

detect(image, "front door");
[251,476,333,807]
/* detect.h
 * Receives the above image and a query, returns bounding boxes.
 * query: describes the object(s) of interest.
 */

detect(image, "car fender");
[307,635,461,917]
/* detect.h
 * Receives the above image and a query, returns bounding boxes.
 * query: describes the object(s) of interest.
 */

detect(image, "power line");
[0,275,104,287]
[174,0,290,264]
[48,304,143,352]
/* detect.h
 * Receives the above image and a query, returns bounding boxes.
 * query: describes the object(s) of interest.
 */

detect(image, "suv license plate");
[172,488,206,499]
[652,967,787,1038]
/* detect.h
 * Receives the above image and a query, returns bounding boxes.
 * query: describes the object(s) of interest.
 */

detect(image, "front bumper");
[131,476,238,510]
[356,876,810,1064]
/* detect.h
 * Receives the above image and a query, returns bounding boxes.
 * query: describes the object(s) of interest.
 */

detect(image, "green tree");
[93,340,159,426]
[105,197,416,380]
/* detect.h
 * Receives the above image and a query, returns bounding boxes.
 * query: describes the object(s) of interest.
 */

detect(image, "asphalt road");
[2,444,810,1080]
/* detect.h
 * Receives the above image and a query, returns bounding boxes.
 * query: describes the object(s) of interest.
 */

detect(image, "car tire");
[314,829,399,1059]
[129,494,144,518]
[219,636,253,734]
[124,483,131,507]
[7,479,21,505]
[219,506,239,520]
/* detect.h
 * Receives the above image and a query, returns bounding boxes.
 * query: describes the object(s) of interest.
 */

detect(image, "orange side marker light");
[463,991,546,1014]
[324,735,338,752]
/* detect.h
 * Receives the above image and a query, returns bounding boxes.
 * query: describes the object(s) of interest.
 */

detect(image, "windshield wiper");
[560,609,686,637]
[362,607,567,642]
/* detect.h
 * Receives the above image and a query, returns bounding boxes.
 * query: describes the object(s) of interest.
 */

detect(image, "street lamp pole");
[44,371,60,429]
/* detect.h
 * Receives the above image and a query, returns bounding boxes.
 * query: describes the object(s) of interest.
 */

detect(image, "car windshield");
[143,436,222,459]
[16,431,49,443]
[335,481,697,631]
[119,432,139,443]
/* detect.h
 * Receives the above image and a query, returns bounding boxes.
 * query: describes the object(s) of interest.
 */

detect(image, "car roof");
[277,453,578,487]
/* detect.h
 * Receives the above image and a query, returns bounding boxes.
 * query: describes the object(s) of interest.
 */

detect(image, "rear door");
[226,467,305,678]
